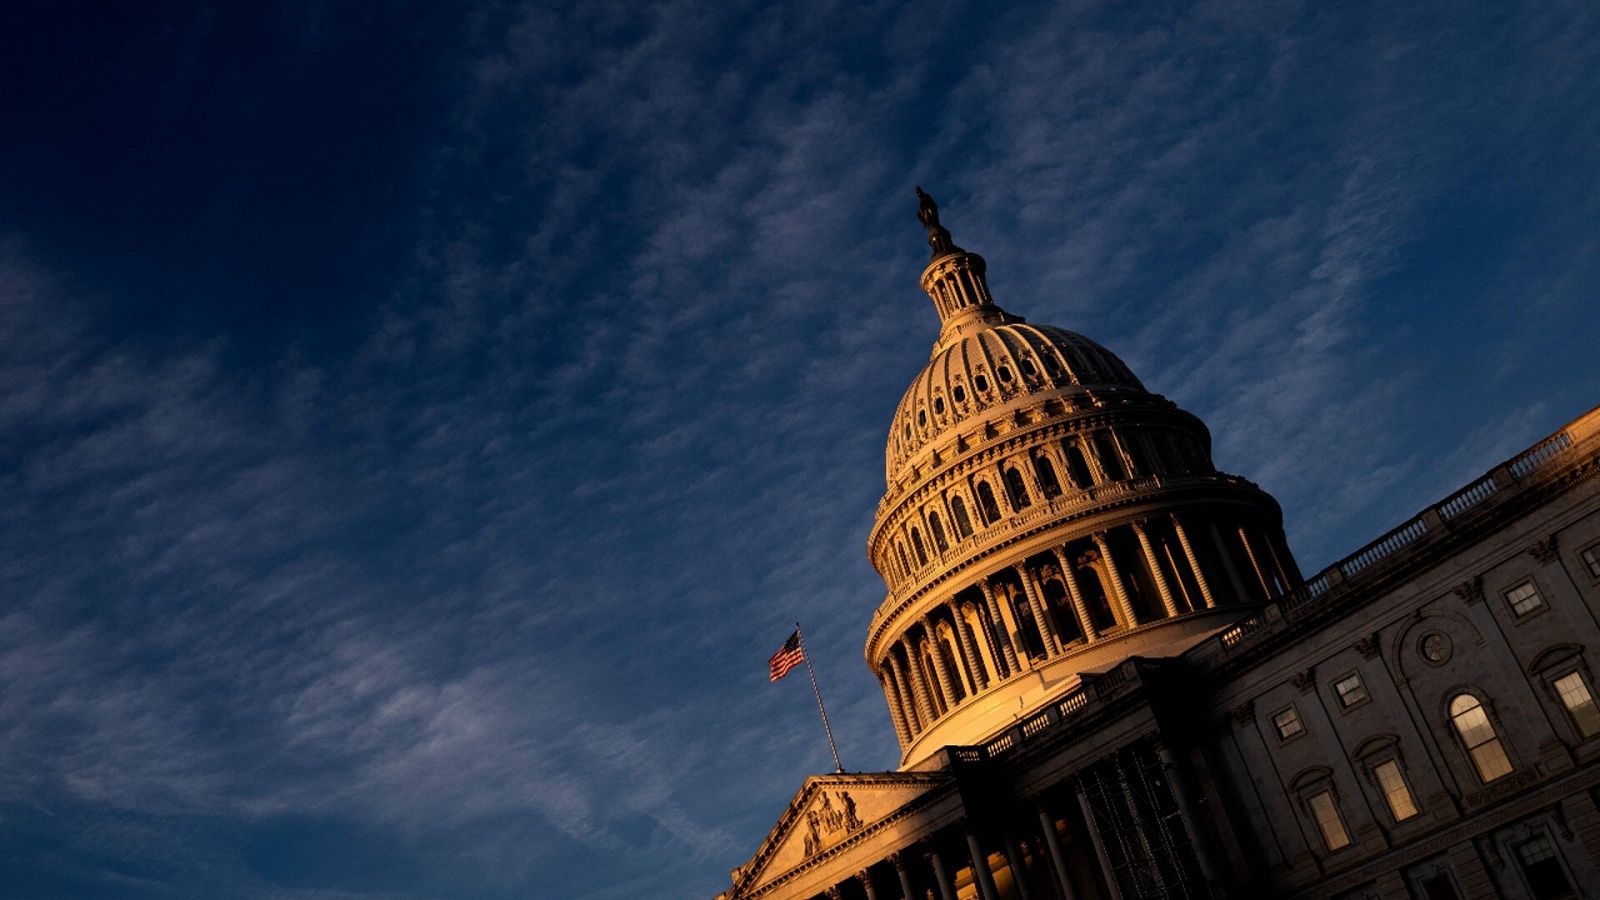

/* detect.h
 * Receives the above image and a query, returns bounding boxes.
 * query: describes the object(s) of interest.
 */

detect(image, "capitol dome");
[867,190,1300,768]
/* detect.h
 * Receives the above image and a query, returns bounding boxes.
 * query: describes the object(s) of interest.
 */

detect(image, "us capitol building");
[714,192,1600,900]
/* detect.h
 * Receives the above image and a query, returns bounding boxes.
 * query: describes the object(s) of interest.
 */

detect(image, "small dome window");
[903,423,912,440]
[917,410,927,427]
[1021,359,1037,378]
[997,366,1013,383]
[933,397,945,415]
[952,385,966,403]
[975,374,990,392]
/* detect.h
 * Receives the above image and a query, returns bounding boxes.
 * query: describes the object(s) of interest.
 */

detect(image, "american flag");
[768,630,805,682]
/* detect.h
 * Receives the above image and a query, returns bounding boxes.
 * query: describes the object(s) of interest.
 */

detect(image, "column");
[1237,526,1273,596]
[1169,514,1216,609]
[923,619,959,710]
[879,670,911,746]
[1132,520,1180,618]
[887,652,921,734]
[1207,520,1251,602]
[1269,527,1304,584]
[1053,547,1099,641]
[928,844,958,900]
[1017,565,1063,656]
[1092,532,1139,628]
[1035,800,1078,900]
[1002,832,1035,900]
[1156,745,1220,889]
[1075,783,1125,900]
[896,665,923,736]
[963,829,1001,900]
[979,580,1021,675]
[892,852,917,900]
[895,645,936,727]
[856,869,879,900]
[951,603,989,691]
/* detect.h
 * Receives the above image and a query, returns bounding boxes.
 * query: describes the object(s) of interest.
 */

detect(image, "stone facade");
[716,193,1600,900]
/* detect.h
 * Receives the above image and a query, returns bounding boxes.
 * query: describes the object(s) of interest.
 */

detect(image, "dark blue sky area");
[2,2,1598,898]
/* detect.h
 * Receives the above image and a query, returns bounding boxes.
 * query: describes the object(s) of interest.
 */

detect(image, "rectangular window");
[1273,707,1304,740]
[1334,673,1369,709]
[1516,834,1575,900]
[1307,790,1351,850]
[1554,672,1600,737]
[1583,546,1600,579]
[1372,760,1419,821]
[1506,580,1545,617]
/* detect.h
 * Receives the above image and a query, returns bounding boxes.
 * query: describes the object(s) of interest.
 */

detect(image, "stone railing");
[1213,407,1599,657]
[947,661,1141,764]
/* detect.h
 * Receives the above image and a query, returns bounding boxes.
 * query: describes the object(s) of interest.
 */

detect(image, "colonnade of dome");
[867,192,1302,766]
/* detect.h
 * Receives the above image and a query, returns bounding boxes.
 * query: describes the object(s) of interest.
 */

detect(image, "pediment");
[732,771,947,894]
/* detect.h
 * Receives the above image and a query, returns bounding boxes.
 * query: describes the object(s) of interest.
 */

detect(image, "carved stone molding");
[1529,535,1560,565]
[1290,668,1316,694]
[1353,633,1381,659]
[1455,575,1486,605]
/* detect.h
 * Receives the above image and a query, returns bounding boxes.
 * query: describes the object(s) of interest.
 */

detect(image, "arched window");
[1033,455,1062,498]
[1003,467,1032,511]
[910,528,928,566]
[928,511,949,553]
[896,541,911,576]
[1092,432,1127,481]
[1123,436,1151,477]
[1149,436,1175,475]
[951,496,974,538]
[975,481,1002,523]
[1450,694,1513,782]
[1064,441,1094,488]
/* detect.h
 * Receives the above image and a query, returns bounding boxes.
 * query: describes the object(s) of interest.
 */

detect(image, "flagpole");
[795,622,843,773]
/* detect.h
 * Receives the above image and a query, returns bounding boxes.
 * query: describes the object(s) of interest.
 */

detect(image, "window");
[1334,673,1369,709]
[1273,707,1304,740]
[975,481,1001,523]
[1506,580,1545,617]
[932,396,945,415]
[1306,791,1350,850]
[896,542,910,576]
[974,374,989,392]
[952,385,966,404]
[950,496,974,538]
[1419,874,1460,900]
[1516,834,1575,900]
[1372,760,1419,821]
[1033,455,1062,498]
[910,528,928,566]
[1582,545,1600,579]
[1449,694,1513,782]
[997,365,1013,383]
[1002,467,1031,511]
[928,512,948,554]
[1554,672,1600,737]
[1092,432,1127,481]
[1063,442,1094,488]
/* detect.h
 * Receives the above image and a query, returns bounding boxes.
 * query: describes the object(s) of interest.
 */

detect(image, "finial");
[915,187,961,259]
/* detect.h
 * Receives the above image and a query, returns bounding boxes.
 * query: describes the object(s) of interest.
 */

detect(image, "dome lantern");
[914,189,1023,354]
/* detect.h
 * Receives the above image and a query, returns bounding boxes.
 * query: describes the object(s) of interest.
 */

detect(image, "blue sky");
[2,1,1598,897]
